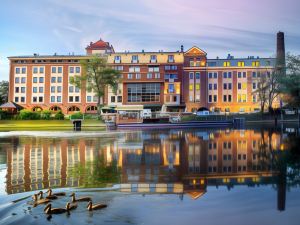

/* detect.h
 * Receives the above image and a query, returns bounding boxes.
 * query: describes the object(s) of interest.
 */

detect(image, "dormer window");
[114,56,121,63]
[223,61,230,67]
[168,55,174,63]
[132,55,139,63]
[150,55,157,63]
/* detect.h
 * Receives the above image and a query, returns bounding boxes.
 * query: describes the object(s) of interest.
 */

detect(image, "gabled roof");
[186,191,206,200]
[86,39,112,50]
[185,46,207,56]
[0,102,23,109]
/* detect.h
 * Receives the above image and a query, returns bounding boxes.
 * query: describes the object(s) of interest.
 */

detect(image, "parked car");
[196,110,210,116]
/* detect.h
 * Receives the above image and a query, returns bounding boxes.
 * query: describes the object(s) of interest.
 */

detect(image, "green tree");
[71,56,120,118]
[0,80,9,104]
[279,53,300,107]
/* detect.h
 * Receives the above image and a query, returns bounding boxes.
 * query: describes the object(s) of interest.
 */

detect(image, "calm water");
[0,126,299,225]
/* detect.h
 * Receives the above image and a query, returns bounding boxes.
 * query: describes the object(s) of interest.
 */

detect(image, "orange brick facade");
[8,39,277,114]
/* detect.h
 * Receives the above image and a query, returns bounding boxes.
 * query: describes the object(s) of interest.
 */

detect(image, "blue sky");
[1,0,300,81]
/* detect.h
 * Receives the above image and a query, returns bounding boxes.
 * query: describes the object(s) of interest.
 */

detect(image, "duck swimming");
[87,201,107,211]
[70,193,92,202]
[46,188,66,197]
[66,202,78,211]
[44,203,67,214]
[39,191,57,200]
[32,194,51,207]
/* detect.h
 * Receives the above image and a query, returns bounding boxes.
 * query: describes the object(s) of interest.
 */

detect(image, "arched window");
[32,106,43,112]
[49,106,62,112]
[68,106,80,112]
[86,105,98,112]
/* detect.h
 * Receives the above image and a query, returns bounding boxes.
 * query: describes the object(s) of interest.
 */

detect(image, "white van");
[141,109,152,119]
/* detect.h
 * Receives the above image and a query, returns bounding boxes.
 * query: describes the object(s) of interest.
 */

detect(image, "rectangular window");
[87,96,92,102]
[39,77,44,83]
[136,73,141,79]
[252,72,257,78]
[69,86,74,93]
[57,96,62,102]
[57,86,62,93]
[15,87,19,93]
[223,72,227,78]
[213,95,217,102]
[39,96,43,102]
[150,55,157,62]
[21,68,26,74]
[223,61,230,67]
[128,74,133,79]
[147,73,152,79]
[208,73,213,79]
[214,72,218,79]
[223,83,227,90]
[155,73,160,79]
[15,77,20,83]
[228,95,232,102]
[51,86,55,93]
[110,96,115,103]
[127,83,161,103]
[209,95,212,103]
[196,84,200,90]
[58,67,62,73]
[51,77,56,83]
[15,97,19,102]
[242,83,247,90]
[21,77,26,83]
[168,55,174,62]
[75,67,80,73]
[16,68,20,74]
[228,72,232,78]
[33,67,38,74]
[39,87,43,93]
[243,72,246,78]
[132,55,138,63]
[238,72,242,78]
[214,84,217,90]
[223,95,227,102]
[69,67,74,73]
[252,95,257,103]
[51,96,55,102]
[228,83,232,90]
[75,87,80,93]
[189,72,194,79]
[168,84,175,93]
[75,96,80,102]
[33,87,37,93]
[52,67,57,73]
[20,87,25,93]
[195,72,200,79]
[117,96,122,102]
[238,83,242,90]
[33,97,37,103]
[252,61,260,67]
[114,55,121,63]
[57,77,62,83]
[21,97,25,103]
[209,83,212,90]
[69,96,73,102]
[189,84,193,91]
[39,67,44,73]
[238,61,245,67]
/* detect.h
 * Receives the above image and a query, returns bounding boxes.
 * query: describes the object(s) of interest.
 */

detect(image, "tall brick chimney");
[276,31,286,75]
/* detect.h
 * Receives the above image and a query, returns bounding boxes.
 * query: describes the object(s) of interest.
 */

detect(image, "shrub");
[54,111,65,120]
[70,112,83,120]
[41,110,52,120]
[18,109,41,120]
[0,110,8,120]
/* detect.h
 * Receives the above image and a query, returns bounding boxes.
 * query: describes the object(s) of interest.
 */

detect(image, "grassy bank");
[0,119,105,131]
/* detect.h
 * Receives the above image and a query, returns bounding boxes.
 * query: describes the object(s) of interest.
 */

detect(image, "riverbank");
[0,120,105,131]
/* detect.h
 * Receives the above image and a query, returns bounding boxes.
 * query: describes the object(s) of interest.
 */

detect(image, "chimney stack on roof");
[276,31,286,75]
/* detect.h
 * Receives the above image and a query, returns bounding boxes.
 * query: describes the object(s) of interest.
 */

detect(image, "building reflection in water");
[3,129,298,211]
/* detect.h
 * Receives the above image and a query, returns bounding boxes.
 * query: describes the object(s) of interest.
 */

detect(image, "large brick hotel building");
[8,33,283,114]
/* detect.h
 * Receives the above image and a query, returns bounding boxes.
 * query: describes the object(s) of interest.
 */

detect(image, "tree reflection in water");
[68,155,120,188]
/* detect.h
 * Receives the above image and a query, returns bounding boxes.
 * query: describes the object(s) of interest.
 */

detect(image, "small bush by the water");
[0,110,8,120]
[70,112,83,120]
[41,110,51,120]
[54,110,65,120]
[18,109,41,120]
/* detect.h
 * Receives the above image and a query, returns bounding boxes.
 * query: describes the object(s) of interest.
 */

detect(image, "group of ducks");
[31,188,107,215]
